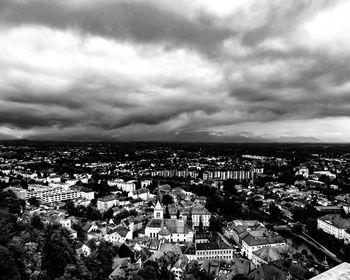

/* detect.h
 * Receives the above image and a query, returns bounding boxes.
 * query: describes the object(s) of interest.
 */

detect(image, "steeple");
[154,199,164,219]
[156,181,163,203]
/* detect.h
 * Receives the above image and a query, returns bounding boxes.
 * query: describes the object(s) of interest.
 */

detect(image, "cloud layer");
[0,0,350,142]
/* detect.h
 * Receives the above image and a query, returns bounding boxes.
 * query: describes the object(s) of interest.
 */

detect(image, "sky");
[0,0,350,142]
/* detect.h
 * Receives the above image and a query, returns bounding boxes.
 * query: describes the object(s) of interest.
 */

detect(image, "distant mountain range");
[0,131,322,143]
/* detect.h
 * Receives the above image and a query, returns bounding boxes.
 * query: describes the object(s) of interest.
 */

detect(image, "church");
[145,201,194,243]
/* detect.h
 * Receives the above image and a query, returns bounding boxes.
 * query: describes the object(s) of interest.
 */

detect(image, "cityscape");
[1,0,350,279]
[1,141,350,279]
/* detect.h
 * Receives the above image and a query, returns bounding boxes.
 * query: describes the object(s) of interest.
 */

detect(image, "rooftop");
[196,242,232,251]
[310,262,350,280]
[319,214,350,229]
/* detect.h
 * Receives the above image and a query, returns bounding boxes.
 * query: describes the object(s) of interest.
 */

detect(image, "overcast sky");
[1,0,350,142]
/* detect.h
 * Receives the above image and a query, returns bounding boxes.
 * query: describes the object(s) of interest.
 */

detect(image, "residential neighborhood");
[1,142,350,279]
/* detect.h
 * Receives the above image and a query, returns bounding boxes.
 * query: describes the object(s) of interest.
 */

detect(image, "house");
[66,227,78,239]
[75,242,91,258]
[109,257,140,280]
[104,226,132,244]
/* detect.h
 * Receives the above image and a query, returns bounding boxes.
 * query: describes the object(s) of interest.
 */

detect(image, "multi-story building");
[128,188,150,201]
[41,190,81,203]
[97,195,119,212]
[251,245,293,267]
[317,214,350,240]
[145,201,194,243]
[9,185,83,203]
[168,205,211,229]
[116,180,136,193]
[195,242,233,261]
[241,230,286,260]
[202,170,259,181]
[191,208,211,228]
[223,220,265,246]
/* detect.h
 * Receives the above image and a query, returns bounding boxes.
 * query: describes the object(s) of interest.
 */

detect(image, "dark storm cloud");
[1,0,350,141]
[0,0,233,56]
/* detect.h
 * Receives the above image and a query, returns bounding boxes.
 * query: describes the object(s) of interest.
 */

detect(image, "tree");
[301,249,308,256]
[0,191,25,215]
[209,216,222,232]
[176,209,180,219]
[22,242,43,279]
[162,194,173,205]
[164,206,171,219]
[269,203,281,221]
[28,197,40,207]
[291,223,303,234]
[85,241,115,280]
[0,245,20,280]
[31,215,44,230]
[42,228,77,279]
[134,265,159,280]
[20,180,29,190]
[198,216,204,232]
[103,208,114,221]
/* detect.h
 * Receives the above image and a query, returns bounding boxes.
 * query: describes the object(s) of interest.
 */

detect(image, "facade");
[223,220,265,246]
[104,226,131,244]
[116,181,136,193]
[195,242,233,261]
[191,208,211,228]
[241,230,286,260]
[41,190,81,203]
[250,245,292,267]
[80,190,95,200]
[128,188,150,201]
[59,218,72,228]
[75,242,91,258]
[168,205,212,229]
[145,219,194,243]
[317,214,350,240]
[154,201,164,219]
[145,201,194,243]
[10,185,84,203]
[97,195,119,212]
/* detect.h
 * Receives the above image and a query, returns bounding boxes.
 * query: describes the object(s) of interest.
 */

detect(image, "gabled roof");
[158,227,171,236]
[155,200,163,209]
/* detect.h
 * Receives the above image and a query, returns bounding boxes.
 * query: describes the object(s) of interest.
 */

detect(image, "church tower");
[154,200,164,219]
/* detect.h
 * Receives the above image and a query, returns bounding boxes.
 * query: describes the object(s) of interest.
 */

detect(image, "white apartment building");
[109,179,136,193]
[41,190,81,203]
[97,195,119,212]
[10,184,83,204]
[317,214,350,240]
[191,208,211,228]
[195,242,233,261]
[241,231,286,260]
